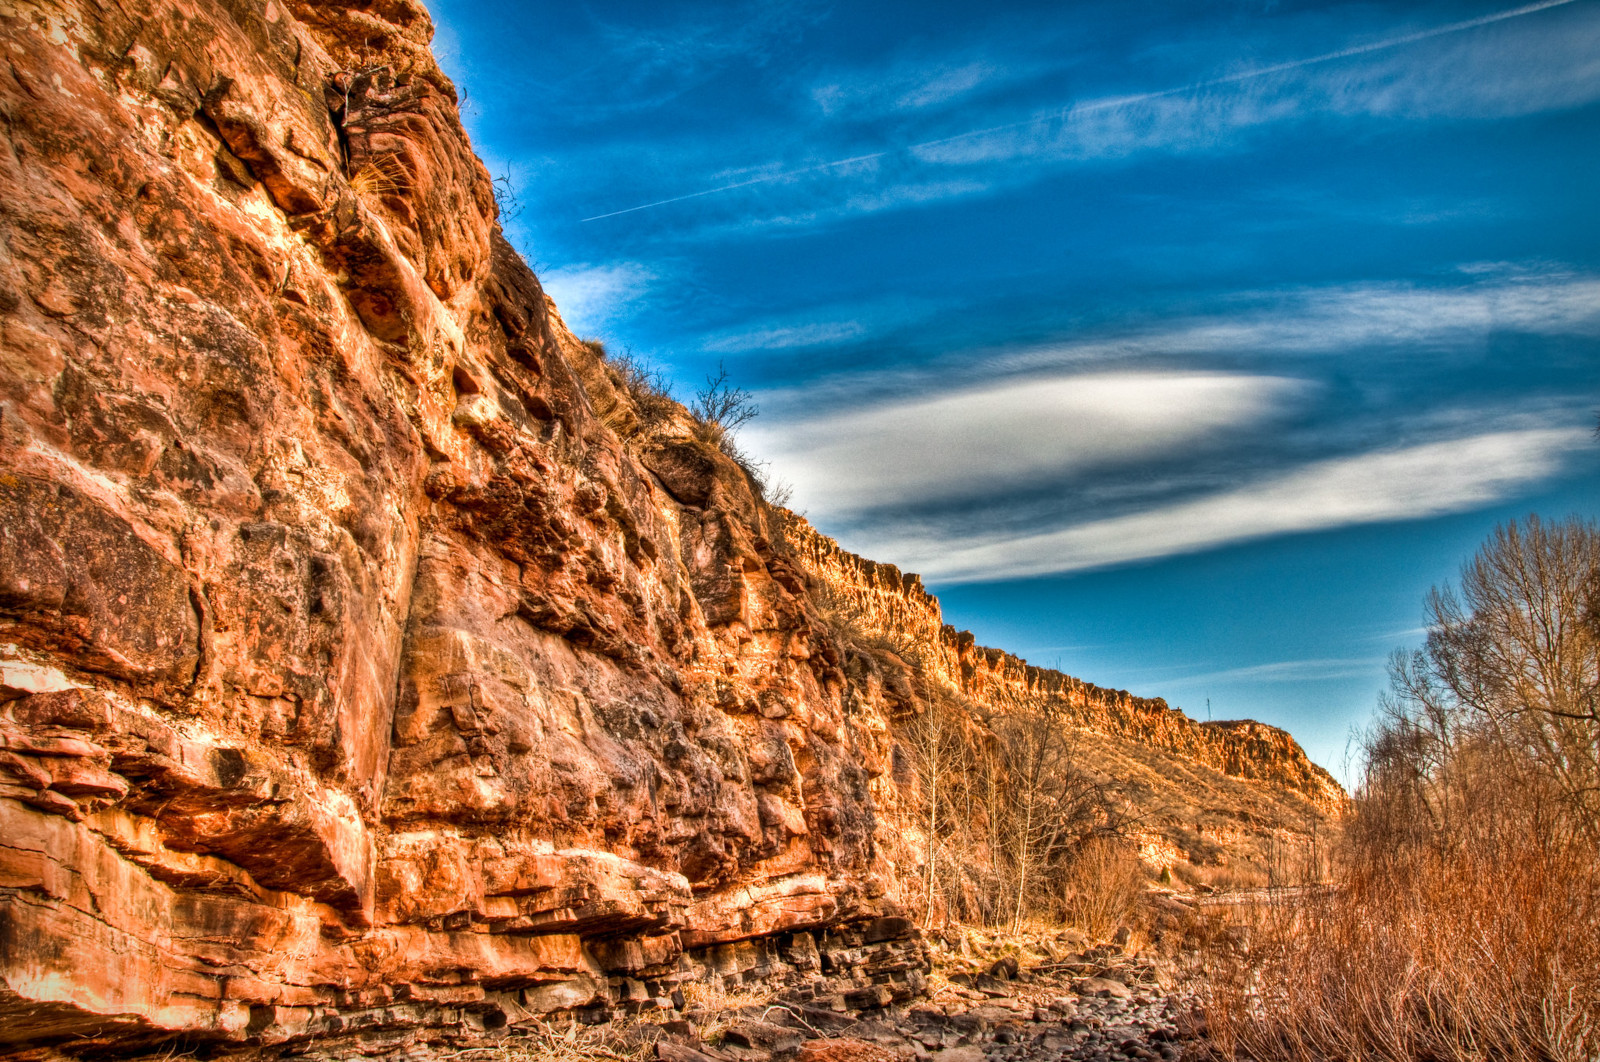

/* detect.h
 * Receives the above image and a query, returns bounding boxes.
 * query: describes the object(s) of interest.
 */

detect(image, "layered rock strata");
[787,524,1343,814]
[0,0,1336,1056]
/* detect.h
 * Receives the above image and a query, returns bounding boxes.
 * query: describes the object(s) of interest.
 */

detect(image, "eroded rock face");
[787,523,1345,813]
[0,0,1339,1056]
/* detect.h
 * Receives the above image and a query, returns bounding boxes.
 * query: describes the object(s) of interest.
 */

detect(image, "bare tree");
[691,362,757,445]
[1389,514,1600,844]
[995,711,1067,930]
[903,694,972,927]
[990,710,1127,930]
[1208,518,1600,1062]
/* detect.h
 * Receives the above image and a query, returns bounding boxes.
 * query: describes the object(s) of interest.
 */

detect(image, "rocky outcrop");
[0,0,1337,1056]
[787,524,1344,814]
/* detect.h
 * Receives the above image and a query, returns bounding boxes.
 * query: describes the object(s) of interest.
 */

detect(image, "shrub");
[689,361,757,444]
[606,347,678,433]
[686,361,793,507]
[1060,837,1147,941]
[1203,515,1600,1062]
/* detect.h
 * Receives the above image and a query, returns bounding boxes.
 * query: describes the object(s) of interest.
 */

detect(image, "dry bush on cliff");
[594,343,679,436]
[593,348,793,504]
[690,361,758,444]
[348,151,407,199]
[686,361,794,506]
[1204,515,1600,1062]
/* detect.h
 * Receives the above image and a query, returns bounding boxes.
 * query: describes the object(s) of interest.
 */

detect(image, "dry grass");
[1171,862,1267,893]
[1060,837,1147,942]
[1202,517,1600,1062]
[445,1016,653,1061]
[585,344,680,441]
[678,978,778,1044]
[1203,834,1599,1062]
[348,152,408,198]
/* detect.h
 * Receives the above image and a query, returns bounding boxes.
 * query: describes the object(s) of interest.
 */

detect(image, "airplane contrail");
[580,0,1581,223]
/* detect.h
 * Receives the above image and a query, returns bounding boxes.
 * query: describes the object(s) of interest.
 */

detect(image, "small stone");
[722,1019,803,1053]
[1076,977,1132,1000]
[988,956,1020,980]
[797,1038,899,1062]
[929,1048,985,1062]
[974,974,1013,997]
[658,1019,697,1040]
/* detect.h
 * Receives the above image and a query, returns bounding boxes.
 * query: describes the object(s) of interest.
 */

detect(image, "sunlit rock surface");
[0,0,1338,1054]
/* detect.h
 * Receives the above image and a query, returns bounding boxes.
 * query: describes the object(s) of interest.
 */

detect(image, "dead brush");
[1060,837,1147,942]
[1203,516,1600,1062]
[442,1015,653,1061]
[1201,752,1600,1062]
[601,347,678,437]
[1204,841,1599,1062]
[348,151,408,199]
[678,978,777,1045]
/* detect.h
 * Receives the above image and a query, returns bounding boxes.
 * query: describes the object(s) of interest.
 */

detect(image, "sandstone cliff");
[787,523,1343,814]
[0,0,1337,1055]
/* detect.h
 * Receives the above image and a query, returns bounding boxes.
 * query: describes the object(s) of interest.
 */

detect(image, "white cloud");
[869,426,1591,583]
[811,56,1023,119]
[1167,658,1380,686]
[704,320,868,353]
[1316,3,1600,120]
[909,2,1600,170]
[992,273,1600,372]
[540,262,656,332]
[576,0,827,119]
[746,371,1307,513]
[896,62,1002,110]
[579,1,1600,227]
[699,295,938,353]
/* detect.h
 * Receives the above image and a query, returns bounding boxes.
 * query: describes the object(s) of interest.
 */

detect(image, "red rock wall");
[0,0,1335,1055]
[785,523,1344,813]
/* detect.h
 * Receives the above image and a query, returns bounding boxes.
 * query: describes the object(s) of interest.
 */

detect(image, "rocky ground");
[452,927,1211,1062]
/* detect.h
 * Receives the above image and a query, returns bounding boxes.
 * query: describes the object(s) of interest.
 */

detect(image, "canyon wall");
[0,0,1336,1056]
[787,524,1343,815]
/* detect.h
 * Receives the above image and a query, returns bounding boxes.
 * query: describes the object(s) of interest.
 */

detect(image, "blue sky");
[429,0,1600,782]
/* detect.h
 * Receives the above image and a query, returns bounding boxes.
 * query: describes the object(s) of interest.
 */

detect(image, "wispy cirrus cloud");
[539,262,657,333]
[811,56,1032,119]
[537,0,828,123]
[699,295,938,355]
[578,0,1599,227]
[742,266,1599,582]
[743,268,1600,415]
[910,0,1600,168]
[704,320,869,353]
[990,270,1600,373]
[869,425,1591,583]
[1166,657,1384,686]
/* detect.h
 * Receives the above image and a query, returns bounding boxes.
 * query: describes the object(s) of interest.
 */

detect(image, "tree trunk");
[924,757,937,928]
